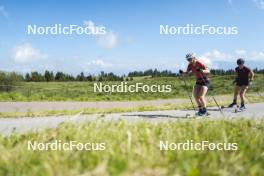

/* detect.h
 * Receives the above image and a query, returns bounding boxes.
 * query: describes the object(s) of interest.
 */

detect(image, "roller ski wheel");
[235,105,246,113]
[227,102,237,108]
[195,111,210,118]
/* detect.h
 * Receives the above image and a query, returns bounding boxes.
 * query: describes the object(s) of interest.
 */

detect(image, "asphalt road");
[0,99,189,112]
[0,95,234,112]
[0,102,263,136]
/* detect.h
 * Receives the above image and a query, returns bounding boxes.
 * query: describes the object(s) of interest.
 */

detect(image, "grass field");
[0,119,263,176]
[0,75,263,175]
[0,74,263,101]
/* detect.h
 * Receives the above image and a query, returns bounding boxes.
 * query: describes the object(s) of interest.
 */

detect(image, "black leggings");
[196,80,210,88]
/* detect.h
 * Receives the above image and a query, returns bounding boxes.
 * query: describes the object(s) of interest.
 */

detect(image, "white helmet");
[185,53,195,60]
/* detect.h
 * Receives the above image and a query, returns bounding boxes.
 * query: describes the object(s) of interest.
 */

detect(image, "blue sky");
[0,0,264,75]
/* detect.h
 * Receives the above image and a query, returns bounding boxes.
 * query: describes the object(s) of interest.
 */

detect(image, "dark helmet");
[237,58,245,65]
[185,53,195,61]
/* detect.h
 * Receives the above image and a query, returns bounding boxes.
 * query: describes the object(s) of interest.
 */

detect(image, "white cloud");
[84,20,95,29]
[251,51,264,60]
[199,50,231,68]
[235,49,247,55]
[234,50,264,61]
[229,0,264,10]
[83,20,103,34]
[97,31,118,49]
[84,20,118,49]
[199,55,214,68]
[86,59,113,68]
[0,5,8,18]
[12,43,47,63]
[198,49,264,68]
[253,0,264,10]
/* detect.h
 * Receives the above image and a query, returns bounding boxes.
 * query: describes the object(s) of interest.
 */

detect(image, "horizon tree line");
[0,68,263,84]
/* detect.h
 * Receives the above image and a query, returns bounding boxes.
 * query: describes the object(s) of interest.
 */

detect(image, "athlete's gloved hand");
[196,68,202,72]
[249,79,253,85]
[179,69,184,74]
[232,77,238,85]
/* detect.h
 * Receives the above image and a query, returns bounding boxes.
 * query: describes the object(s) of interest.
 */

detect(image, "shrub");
[0,71,22,92]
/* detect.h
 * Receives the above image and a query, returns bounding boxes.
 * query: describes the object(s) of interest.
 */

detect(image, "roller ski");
[227,102,237,108]
[219,102,237,109]
[195,107,210,117]
[235,103,246,113]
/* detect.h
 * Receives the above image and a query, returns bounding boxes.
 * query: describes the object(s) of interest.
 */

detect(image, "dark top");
[235,66,251,82]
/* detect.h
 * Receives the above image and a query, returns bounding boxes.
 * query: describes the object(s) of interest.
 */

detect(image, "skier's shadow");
[121,114,188,119]
[206,108,233,112]
[207,108,231,112]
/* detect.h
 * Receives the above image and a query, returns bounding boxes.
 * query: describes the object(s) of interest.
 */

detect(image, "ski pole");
[179,71,196,112]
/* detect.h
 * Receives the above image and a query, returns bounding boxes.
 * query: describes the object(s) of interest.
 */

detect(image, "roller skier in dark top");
[228,58,254,109]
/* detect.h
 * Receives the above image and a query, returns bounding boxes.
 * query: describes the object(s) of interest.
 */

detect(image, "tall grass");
[0,119,263,175]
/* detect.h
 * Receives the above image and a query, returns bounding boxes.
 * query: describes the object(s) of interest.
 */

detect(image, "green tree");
[44,70,54,82]
[0,71,22,91]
